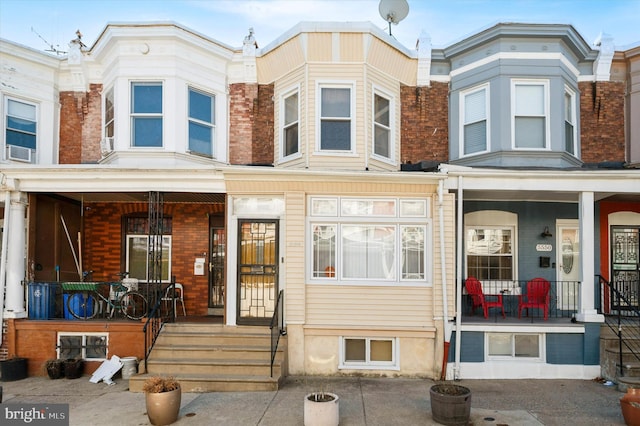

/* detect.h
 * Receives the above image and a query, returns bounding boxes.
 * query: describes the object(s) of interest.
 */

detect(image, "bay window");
[188,87,215,157]
[564,86,576,155]
[373,92,392,159]
[131,82,163,147]
[512,80,549,149]
[282,89,299,158]
[319,85,352,151]
[460,84,488,156]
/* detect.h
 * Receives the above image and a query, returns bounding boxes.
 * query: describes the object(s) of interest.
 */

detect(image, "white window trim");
[308,197,432,286]
[459,83,490,158]
[510,79,550,151]
[564,85,578,157]
[485,332,545,361]
[130,81,164,148]
[371,85,395,165]
[187,85,217,158]
[339,336,400,370]
[279,85,302,162]
[57,332,109,361]
[315,81,356,155]
[4,96,38,160]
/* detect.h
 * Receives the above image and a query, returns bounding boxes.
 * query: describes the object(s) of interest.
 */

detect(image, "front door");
[611,226,640,310]
[556,221,579,311]
[209,227,225,311]
[237,220,278,325]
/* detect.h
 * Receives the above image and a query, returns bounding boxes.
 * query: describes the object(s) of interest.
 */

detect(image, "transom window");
[58,333,108,360]
[461,84,488,156]
[564,87,576,155]
[373,92,392,159]
[310,197,430,284]
[131,82,163,147]
[319,86,352,151]
[282,90,299,158]
[188,87,215,157]
[340,337,398,369]
[512,80,549,149]
[124,216,172,282]
[487,333,542,360]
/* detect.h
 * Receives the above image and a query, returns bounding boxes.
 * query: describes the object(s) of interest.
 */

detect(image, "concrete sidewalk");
[0,375,625,425]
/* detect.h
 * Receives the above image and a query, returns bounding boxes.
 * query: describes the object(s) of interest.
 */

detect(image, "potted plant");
[43,359,65,379]
[0,356,28,381]
[429,382,472,426]
[143,376,182,426]
[63,358,84,379]
[303,389,339,426]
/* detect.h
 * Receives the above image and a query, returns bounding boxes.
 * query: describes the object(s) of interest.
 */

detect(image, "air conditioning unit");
[7,145,33,163]
[100,137,114,156]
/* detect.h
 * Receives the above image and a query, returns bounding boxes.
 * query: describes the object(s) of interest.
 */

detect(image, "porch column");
[575,191,604,323]
[4,191,27,318]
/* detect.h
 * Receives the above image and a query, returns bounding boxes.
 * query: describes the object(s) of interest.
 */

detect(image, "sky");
[0,0,638,56]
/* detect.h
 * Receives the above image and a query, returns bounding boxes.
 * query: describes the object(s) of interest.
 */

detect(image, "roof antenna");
[30,26,66,55]
[378,0,410,37]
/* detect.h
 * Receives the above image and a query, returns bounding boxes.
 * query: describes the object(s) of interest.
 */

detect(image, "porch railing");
[597,274,640,377]
[269,289,285,377]
[462,279,580,321]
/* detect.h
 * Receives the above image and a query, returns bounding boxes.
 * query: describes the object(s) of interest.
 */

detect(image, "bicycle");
[62,274,148,320]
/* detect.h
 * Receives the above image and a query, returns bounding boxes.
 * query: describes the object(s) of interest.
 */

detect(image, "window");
[564,87,576,155]
[461,85,488,155]
[310,197,430,284]
[188,87,215,157]
[131,82,162,147]
[282,90,299,158]
[5,98,37,161]
[124,217,172,282]
[340,337,398,369]
[487,333,542,359]
[373,92,391,159]
[319,86,352,151]
[512,80,549,149]
[104,87,114,138]
[466,228,513,280]
[58,333,108,360]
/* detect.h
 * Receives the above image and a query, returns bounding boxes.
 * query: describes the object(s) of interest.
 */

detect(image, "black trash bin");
[28,282,56,319]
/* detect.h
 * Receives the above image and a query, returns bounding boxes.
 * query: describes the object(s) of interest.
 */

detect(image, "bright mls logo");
[3,404,68,425]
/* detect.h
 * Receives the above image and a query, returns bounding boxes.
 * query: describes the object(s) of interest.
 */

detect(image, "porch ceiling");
[462,190,640,203]
[56,192,226,204]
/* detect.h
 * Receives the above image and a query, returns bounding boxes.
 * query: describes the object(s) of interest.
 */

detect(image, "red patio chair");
[465,277,505,319]
[518,277,551,320]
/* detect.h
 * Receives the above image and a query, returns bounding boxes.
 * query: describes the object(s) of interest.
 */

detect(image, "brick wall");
[400,83,450,165]
[579,81,626,164]
[229,83,258,165]
[252,84,275,165]
[58,83,103,164]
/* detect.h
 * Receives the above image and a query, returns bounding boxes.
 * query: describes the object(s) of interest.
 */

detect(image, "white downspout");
[0,190,12,346]
[438,180,452,380]
[454,175,463,380]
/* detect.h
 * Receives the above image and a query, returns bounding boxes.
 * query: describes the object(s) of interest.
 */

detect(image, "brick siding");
[58,83,103,164]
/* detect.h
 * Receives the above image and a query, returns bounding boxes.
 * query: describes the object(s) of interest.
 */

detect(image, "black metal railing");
[269,289,285,377]
[142,296,168,374]
[462,278,580,321]
[597,274,640,377]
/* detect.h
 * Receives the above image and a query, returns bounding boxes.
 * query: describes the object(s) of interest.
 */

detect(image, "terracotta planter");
[621,387,640,426]
[145,387,181,425]
[304,392,339,426]
[430,384,472,426]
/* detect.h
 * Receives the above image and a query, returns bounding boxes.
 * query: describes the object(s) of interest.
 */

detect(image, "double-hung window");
[512,80,549,149]
[564,86,576,155]
[104,88,114,139]
[131,82,162,147]
[319,85,352,151]
[282,90,299,158]
[466,227,514,280]
[188,87,215,157]
[310,197,430,284]
[373,92,392,160]
[460,84,488,156]
[124,216,172,282]
[5,98,37,161]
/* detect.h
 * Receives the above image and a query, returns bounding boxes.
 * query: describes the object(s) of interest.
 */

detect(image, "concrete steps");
[129,323,287,392]
[600,320,640,390]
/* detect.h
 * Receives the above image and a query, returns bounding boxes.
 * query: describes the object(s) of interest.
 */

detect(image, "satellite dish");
[379,0,410,36]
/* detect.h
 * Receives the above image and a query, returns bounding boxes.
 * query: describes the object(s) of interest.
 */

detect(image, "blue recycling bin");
[63,293,94,320]
[28,283,56,319]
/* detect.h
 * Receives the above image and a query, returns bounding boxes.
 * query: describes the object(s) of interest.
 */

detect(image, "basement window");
[339,337,398,370]
[57,333,108,360]
[486,332,543,360]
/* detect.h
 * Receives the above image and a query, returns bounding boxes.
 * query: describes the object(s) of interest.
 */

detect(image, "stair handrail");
[142,296,168,374]
[597,274,640,377]
[270,289,286,377]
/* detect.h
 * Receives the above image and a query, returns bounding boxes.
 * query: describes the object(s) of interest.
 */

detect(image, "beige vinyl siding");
[257,37,305,83]
[340,33,365,62]
[368,37,416,86]
[284,191,306,322]
[307,33,333,62]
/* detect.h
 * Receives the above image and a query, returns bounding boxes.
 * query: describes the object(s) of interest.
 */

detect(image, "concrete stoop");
[128,323,287,392]
[600,321,640,390]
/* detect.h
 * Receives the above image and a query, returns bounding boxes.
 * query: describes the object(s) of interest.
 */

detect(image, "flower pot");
[63,359,84,379]
[45,359,65,380]
[621,387,640,426]
[146,387,181,425]
[430,384,472,426]
[304,392,339,426]
[0,358,28,381]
